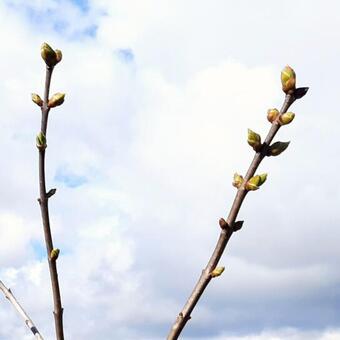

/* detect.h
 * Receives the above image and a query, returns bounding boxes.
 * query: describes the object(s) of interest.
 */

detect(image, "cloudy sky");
[0,1,340,339]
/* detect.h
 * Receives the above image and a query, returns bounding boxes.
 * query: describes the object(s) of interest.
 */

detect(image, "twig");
[35,43,65,340]
[0,280,44,339]
[167,67,308,339]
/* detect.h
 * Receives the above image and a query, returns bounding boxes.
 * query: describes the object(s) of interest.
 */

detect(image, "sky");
[0,0,340,339]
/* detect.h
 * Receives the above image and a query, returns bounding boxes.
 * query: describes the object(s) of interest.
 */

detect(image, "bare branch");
[0,280,44,340]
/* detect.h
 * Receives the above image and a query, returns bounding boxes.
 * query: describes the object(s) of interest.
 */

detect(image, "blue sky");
[0,1,340,339]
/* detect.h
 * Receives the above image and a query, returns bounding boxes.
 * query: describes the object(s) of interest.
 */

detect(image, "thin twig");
[37,65,64,340]
[0,280,44,339]
[167,93,297,339]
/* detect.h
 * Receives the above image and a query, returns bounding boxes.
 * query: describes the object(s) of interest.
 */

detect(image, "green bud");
[31,93,43,107]
[268,141,290,156]
[41,43,58,67]
[211,266,225,278]
[247,129,262,151]
[281,65,296,94]
[36,132,47,149]
[267,108,280,123]
[48,93,65,108]
[50,248,60,261]
[279,112,295,125]
[245,173,267,191]
[232,173,244,189]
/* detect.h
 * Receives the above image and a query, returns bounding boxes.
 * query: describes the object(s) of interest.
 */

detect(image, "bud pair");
[41,43,62,67]
[245,173,267,191]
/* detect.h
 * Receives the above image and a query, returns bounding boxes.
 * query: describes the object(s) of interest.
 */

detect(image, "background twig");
[0,280,44,340]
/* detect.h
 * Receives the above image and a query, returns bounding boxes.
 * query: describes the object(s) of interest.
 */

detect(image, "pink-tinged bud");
[267,108,280,123]
[281,65,296,94]
[48,93,65,108]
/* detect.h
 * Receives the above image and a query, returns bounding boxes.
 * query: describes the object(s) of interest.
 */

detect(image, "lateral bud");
[233,220,244,232]
[281,65,296,94]
[48,93,65,108]
[267,108,280,123]
[31,93,43,107]
[46,188,57,198]
[267,141,290,156]
[219,218,228,230]
[50,248,60,261]
[245,173,267,191]
[211,266,225,278]
[279,112,295,125]
[55,49,62,63]
[247,129,262,151]
[232,173,244,189]
[36,132,47,149]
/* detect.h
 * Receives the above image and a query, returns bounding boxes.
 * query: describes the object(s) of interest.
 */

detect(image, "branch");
[35,43,65,340]
[167,67,308,339]
[0,280,44,339]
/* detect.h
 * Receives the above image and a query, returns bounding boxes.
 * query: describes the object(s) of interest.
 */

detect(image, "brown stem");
[167,93,296,339]
[38,65,64,340]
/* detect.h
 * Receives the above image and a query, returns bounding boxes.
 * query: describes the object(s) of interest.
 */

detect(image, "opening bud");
[211,266,225,278]
[31,93,43,107]
[267,108,280,123]
[48,93,65,108]
[281,65,296,94]
[232,173,244,189]
[50,248,60,261]
[36,132,47,149]
[279,112,295,125]
[267,141,290,156]
[245,173,267,191]
[247,129,262,151]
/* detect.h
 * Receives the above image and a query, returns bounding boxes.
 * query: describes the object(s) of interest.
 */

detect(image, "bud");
[48,93,65,108]
[55,49,62,63]
[247,129,262,151]
[245,173,267,191]
[281,65,296,93]
[50,248,60,261]
[279,112,295,125]
[268,141,290,156]
[31,93,43,107]
[36,132,47,149]
[232,173,244,189]
[267,108,280,123]
[41,43,58,67]
[211,266,225,278]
